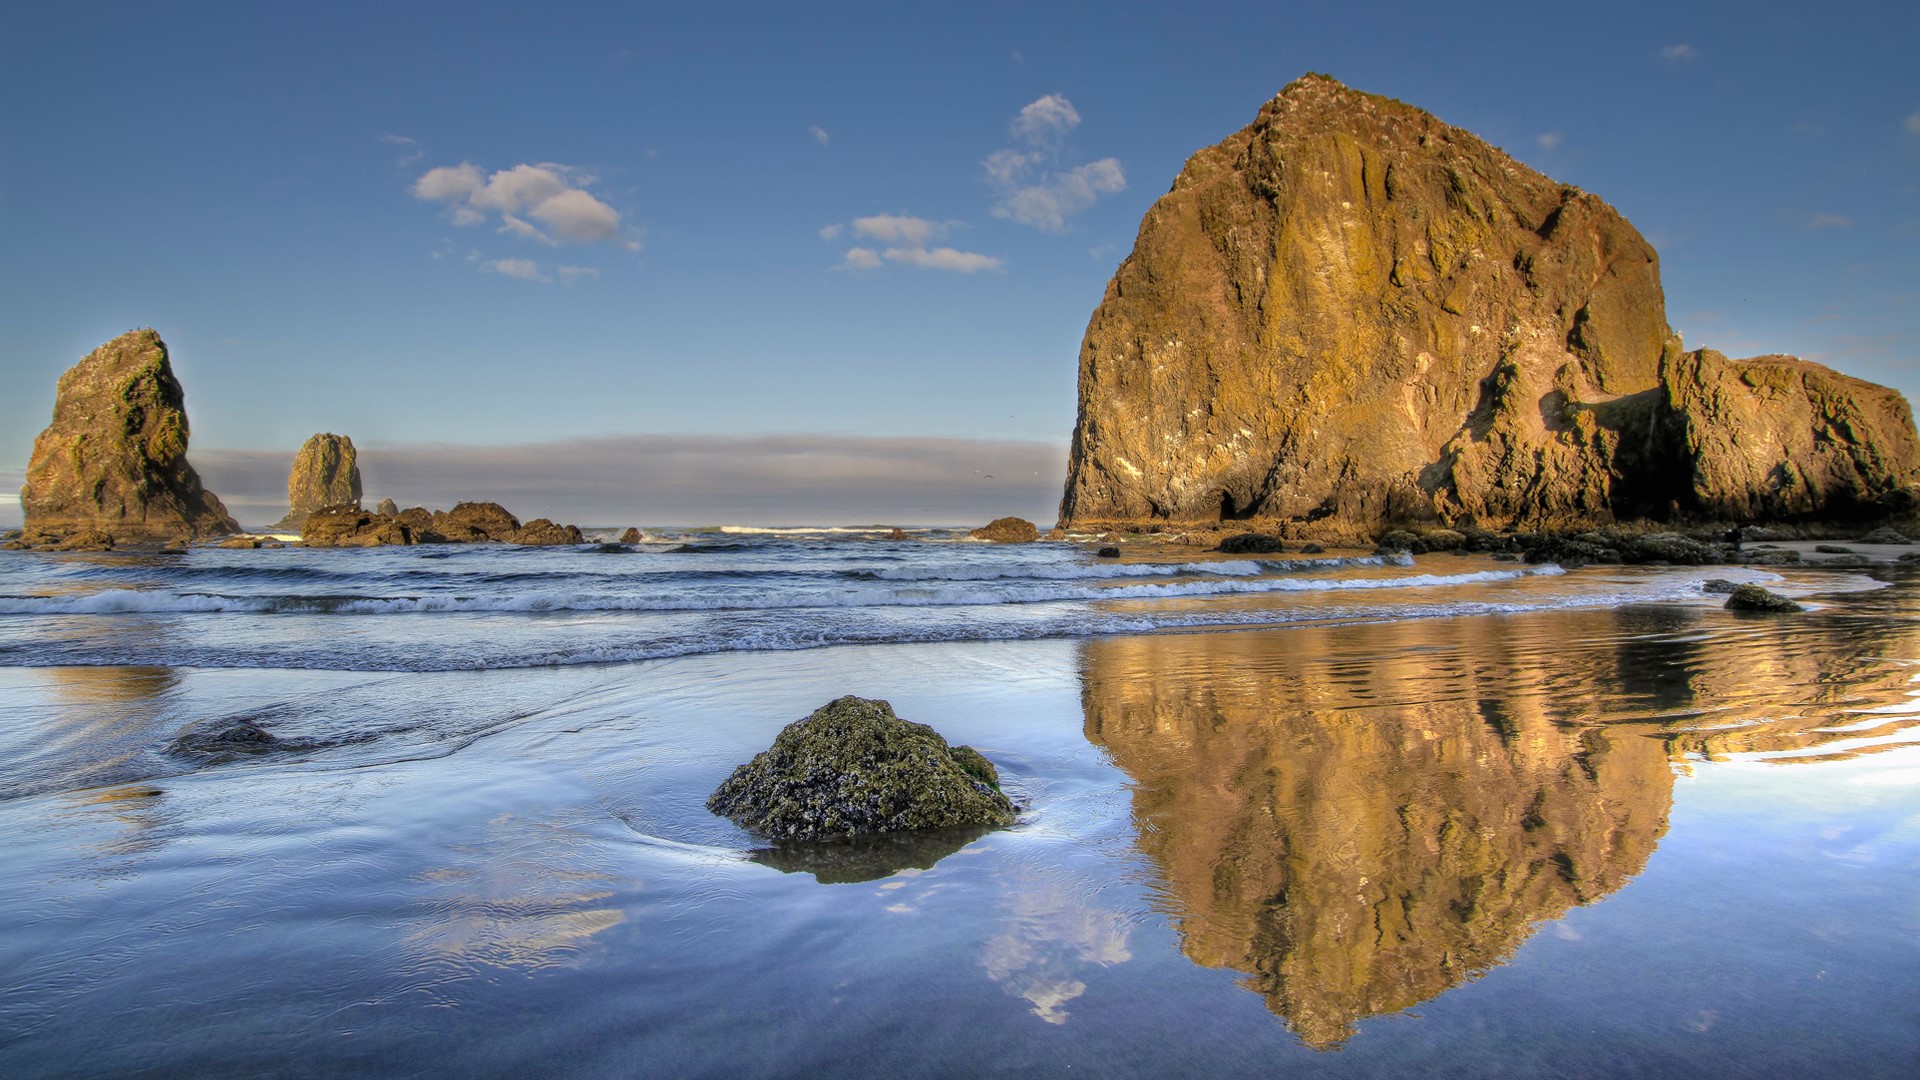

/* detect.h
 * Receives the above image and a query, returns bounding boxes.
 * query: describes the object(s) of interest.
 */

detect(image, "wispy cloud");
[556,266,600,284]
[191,435,1068,527]
[1536,132,1563,151]
[1661,43,1697,61]
[411,162,639,250]
[985,94,1125,231]
[1805,212,1853,230]
[826,213,1002,273]
[818,223,844,240]
[1906,112,1920,137]
[483,257,547,281]
[808,125,831,146]
[380,133,425,168]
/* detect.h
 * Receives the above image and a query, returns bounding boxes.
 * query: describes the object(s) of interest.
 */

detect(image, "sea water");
[0,532,1914,1077]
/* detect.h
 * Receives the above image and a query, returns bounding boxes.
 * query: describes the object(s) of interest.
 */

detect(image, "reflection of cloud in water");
[1079,601,1920,1048]
[981,879,1132,1025]
[402,813,625,982]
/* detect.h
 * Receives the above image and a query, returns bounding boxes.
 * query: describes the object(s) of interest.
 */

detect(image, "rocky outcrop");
[969,516,1040,543]
[272,433,361,531]
[19,329,238,545]
[1060,74,1920,536]
[374,498,399,517]
[707,696,1017,842]
[300,500,585,547]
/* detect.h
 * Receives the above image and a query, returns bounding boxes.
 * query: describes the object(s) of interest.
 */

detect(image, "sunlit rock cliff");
[1059,74,1920,536]
[20,329,238,545]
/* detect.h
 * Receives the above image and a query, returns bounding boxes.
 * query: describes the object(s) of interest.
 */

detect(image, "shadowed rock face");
[1060,74,1919,535]
[273,433,361,531]
[21,330,238,544]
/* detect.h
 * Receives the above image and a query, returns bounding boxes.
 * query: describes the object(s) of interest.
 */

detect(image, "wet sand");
[1,585,1918,1076]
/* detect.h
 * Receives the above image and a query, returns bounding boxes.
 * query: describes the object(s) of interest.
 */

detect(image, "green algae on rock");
[1724,584,1804,612]
[707,696,1017,842]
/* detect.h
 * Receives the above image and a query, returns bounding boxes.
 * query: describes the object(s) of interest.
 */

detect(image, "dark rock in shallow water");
[1814,544,1855,555]
[1298,542,1326,555]
[168,717,280,756]
[1702,578,1739,594]
[1724,584,1803,612]
[618,527,644,544]
[749,826,993,885]
[969,516,1040,543]
[1811,553,1871,568]
[707,696,1017,842]
[1860,527,1910,545]
[1218,532,1285,554]
[1096,546,1121,558]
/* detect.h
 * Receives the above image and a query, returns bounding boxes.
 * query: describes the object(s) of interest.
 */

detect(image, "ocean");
[0,530,1916,1077]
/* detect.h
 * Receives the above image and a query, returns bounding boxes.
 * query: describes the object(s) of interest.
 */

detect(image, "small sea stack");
[272,433,362,532]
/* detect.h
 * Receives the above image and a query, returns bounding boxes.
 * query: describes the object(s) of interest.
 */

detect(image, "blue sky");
[3,1,1916,524]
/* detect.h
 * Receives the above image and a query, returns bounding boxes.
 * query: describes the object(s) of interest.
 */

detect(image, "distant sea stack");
[1059,74,1920,537]
[272,433,362,531]
[19,329,238,546]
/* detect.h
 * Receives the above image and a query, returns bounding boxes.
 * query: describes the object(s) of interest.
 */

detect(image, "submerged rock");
[1701,578,1739,594]
[969,516,1040,543]
[273,433,362,531]
[749,826,993,885]
[707,696,1017,842]
[168,717,280,756]
[1724,585,1803,612]
[21,329,238,545]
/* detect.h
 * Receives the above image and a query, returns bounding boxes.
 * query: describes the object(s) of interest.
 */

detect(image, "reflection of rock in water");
[1081,598,1920,1047]
[1081,620,1675,1049]
[751,826,991,884]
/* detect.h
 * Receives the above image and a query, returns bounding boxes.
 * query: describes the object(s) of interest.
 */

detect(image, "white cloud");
[498,213,556,245]
[1805,213,1853,230]
[484,258,547,281]
[1010,93,1080,145]
[883,247,1002,273]
[1906,112,1920,137]
[411,161,637,250]
[809,125,830,146]
[1662,43,1697,61]
[991,158,1126,232]
[380,134,417,146]
[1536,132,1563,151]
[819,223,844,240]
[985,97,1125,232]
[852,213,943,246]
[828,215,998,272]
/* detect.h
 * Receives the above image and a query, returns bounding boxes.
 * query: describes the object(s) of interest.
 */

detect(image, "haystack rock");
[272,433,362,531]
[1059,74,1920,537]
[20,329,238,545]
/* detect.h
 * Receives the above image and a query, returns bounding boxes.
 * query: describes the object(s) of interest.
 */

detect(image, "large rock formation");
[300,500,586,547]
[1060,74,1920,536]
[272,433,362,531]
[19,329,238,545]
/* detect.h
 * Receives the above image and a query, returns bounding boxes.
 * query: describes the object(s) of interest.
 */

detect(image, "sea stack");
[1059,74,1920,537]
[273,433,362,531]
[19,329,238,546]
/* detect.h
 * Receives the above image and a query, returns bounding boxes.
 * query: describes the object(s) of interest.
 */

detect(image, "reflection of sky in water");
[981,878,1134,1024]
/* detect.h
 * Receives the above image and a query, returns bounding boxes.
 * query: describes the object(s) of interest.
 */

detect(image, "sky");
[3,1,1917,526]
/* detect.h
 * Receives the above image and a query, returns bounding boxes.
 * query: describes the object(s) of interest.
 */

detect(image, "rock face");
[273,433,362,531]
[707,696,1017,842]
[1060,74,1920,536]
[375,498,399,517]
[20,329,238,544]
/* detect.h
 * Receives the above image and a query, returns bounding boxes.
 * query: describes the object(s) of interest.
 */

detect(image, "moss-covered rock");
[707,696,1017,841]
[1218,532,1285,554]
[969,516,1040,543]
[1724,585,1803,612]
